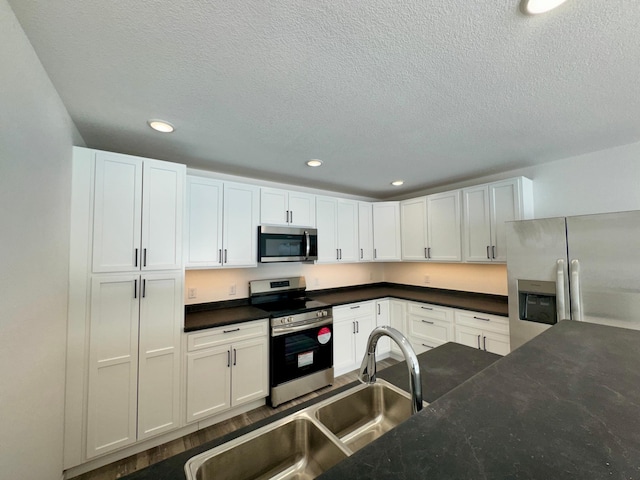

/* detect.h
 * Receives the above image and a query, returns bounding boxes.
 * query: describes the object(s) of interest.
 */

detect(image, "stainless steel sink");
[185,380,426,480]
[313,382,415,452]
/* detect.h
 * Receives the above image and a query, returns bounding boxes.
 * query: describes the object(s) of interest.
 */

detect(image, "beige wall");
[0,2,83,478]
[185,262,507,304]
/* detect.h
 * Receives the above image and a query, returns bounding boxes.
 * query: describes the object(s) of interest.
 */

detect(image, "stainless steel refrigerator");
[506,210,640,350]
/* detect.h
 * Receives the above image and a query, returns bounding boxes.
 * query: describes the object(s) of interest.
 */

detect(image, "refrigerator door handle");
[570,259,583,321]
[556,259,568,321]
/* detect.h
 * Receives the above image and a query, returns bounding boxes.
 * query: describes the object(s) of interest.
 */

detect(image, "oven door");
[258,226,318,262]
[270,318,333,387]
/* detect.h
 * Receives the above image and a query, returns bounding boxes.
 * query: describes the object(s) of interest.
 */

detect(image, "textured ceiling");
[8,0,640,198]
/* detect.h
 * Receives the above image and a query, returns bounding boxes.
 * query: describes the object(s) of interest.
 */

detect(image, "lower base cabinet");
[185,319,269,423]
[406,302,454,354]
[333,301,377,376]
[454,310,510,355]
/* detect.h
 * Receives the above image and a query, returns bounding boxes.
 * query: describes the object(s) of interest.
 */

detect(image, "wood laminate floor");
[70,358,398,480]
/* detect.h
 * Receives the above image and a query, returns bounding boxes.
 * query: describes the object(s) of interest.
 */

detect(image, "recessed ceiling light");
[391,180,404,186]
[306,159,323,167]
[148,119,175,133]
[520,0,569,15]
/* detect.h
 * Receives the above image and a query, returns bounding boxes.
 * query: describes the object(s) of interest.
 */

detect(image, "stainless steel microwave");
[258,226,318,263]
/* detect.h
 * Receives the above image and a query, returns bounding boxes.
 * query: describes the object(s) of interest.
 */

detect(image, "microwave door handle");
[305,231,310,259]
[556,259,567,321]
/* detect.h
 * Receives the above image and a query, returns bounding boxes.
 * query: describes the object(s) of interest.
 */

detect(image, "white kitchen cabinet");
[454,310,510,355]
[185,320,269,423]
[358,202,374,262]
[375,299,391,356]
[185,177,259,268]
[372,202,402,261]
[426,190,462,262]
[462,177,533,263]
[260,187,316,227]
[86,271,183,458]
[316,196,358,263]
[401,197,428,261]
[388,299,407,358]
[406,302,454,355]
[92,151,184,273]
[333,301,377,376]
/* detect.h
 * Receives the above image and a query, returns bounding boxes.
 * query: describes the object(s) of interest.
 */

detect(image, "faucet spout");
[358,326,423,414]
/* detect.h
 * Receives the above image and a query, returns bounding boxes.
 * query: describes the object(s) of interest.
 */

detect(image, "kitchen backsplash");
[184,262,507,304]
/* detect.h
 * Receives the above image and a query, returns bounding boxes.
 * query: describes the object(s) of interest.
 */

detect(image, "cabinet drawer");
[407,302,451,321]
[410,337,445,355]
[408,316,452,343]
[333,301,375,320]
[454,310,508,334]
[187,319,268,352]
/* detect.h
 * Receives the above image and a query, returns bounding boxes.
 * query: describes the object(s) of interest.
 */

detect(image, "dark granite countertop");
[184,283,508,332]
[319,320,640,479]
[120,343,499,479]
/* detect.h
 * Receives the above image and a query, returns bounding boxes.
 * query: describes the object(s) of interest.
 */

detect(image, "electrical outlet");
[188,288,197,299]
[424,275,431,285]
[229,284,236,296]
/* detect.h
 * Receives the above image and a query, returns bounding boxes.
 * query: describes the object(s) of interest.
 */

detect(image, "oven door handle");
[271,317,333,337]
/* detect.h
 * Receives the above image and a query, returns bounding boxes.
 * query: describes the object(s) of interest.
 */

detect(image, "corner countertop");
[120,343,500,479]
[319,320,640,479]
[184,283,508,332]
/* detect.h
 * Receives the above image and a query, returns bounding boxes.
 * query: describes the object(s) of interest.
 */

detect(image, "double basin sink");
[185,380,428,480]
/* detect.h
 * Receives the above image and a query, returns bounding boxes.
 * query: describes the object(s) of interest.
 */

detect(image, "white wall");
[0,2,83,479]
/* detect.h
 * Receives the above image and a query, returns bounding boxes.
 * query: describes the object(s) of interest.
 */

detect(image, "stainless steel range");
[249,276,334,407]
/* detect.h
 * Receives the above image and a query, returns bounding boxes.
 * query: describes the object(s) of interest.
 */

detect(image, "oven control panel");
[271,309,331,327]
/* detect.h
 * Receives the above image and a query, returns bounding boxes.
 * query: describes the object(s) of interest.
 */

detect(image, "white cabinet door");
[358,202,374,262]
[389,300,407,357]
[260,188,289,225]
[482,330,510,356]
[86,275,139,458]
[316,196,338,263]
[462,185,492,262]
[372,202,401,261]
[337,199,358,262]
[223,182,259,267]
[185,346,232,422]
[141,159,184,271]
[137,272,182,440]
[185,176,223,267]
[92,153,143,273]
[231,336,269,406]
[401,197,428,261]
[489,179,522,263]
[354,312,377,361]
[288,191,316,227]
[426,190,461,261]
[375,300,391,356]
[455,325,483,350]
[333,317,357,375]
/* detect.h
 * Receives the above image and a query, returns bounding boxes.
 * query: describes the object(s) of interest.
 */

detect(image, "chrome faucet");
[358,326,423,414]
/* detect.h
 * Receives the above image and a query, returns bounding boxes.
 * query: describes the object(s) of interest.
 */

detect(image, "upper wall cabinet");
[462,177,533,263]
[357,202,374,262]
[260,188,316,228]
[316,196,359,263]
[185,176,259,269]
[401,191,462,262]
[372,202,402,261]
[92,152,185,273]
[426,190,462,262]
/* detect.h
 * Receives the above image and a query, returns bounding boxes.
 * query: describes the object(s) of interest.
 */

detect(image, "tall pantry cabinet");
[65,148,185,468]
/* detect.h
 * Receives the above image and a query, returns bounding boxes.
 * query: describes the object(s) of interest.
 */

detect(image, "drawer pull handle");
[420,306,433,310]
[477,334,481,349]
[421,320,434,325]
[422,343,435,349]
[223,328,240,333]
[474,316,490,322]
[350,306,361,309]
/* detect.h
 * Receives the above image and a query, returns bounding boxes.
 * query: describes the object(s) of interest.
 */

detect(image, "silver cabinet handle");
[374,248,377,259]
[218,249,222,264]
[422,343,435,349]
[424,247,428,259]
[487,246,491,259]
[360,248,363,259]
[134,279,137,299]
[142,279,146,298]
[223,328,240,333]
[224,249,228,264]
[492,246,496,259]
[377,304,381,315]
[336,248,340,260]
[483,336,487,351]
[134,248,139,267]
[477,334,481,349]
[143,248,147,267]
[570,259,582,321]
[350,305,361,309]
[352,322,356,334]
[285,210,289,223]
[227,350,231,367]
[290,211,293,224]
[339,248,342,260]
[474,316,490,322]
[556,259,568,321]
[427,247,431,259]
[421,320,434,324]
[421,306,433,310]
[233,348,237,366]
[356,321,359,333]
